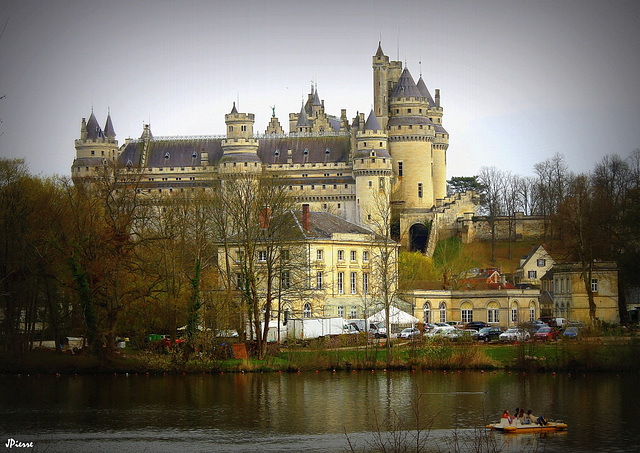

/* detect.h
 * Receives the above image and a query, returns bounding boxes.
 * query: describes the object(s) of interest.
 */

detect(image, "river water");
[1,370,638,452]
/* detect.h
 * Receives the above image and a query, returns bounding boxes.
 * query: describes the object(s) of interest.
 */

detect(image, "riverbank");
[3,337,640,375]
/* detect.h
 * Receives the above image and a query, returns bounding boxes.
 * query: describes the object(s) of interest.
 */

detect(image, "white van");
[554,318,567,328]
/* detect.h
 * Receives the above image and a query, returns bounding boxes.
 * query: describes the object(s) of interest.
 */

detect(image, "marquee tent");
[367,305,419,325]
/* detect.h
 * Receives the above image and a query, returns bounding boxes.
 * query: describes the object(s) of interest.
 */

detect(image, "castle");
[72,43,477,251]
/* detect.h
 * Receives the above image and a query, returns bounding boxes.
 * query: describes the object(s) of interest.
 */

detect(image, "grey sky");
[1,0,639,178]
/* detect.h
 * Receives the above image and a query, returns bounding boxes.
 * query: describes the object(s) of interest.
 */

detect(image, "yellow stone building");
[402,289,540,329]
[71,43,477,252]
[218,205,400,320]
[541,261,619,323]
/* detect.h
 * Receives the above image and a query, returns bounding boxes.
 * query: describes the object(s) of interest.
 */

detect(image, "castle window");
[338,272,344,294]
[419,109,422,113]
[333,185,337,189]
[591,279,598,292]
[241,125,247,131]
[418,183,423,198]
[91,151,94,155]
[409,125,412,129]
[363,273,369,294]
[165,152,170,159]
[101,151,105,156]
[396,109,399,114]
[345,184,348,188]
[337,203,341,208]
[322,185,326,189]
[229,126,233,132]
[338,250,344,261]
[369,181,372,187]
[407,108,411,113]
[379,142,383,147]
[317,272,323,289]
[351,273,357,295]
[398,162,403,177]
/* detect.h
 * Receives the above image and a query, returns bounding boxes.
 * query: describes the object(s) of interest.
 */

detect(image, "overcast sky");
[1,0,639,178]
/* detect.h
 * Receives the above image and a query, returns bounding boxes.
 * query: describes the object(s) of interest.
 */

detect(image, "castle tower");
[219,103,262,174]
[353,110,392,230]
[387,66,435,209]
[72,110,119,182]
[373,42,403,130]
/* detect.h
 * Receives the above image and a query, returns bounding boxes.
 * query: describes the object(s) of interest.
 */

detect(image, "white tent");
[367,305,419,325]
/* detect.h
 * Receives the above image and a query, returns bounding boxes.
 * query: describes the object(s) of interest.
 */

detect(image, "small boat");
[486,421,568,434]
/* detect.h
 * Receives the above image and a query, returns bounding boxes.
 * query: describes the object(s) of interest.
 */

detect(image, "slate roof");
[391,67,422,99]
[258,135,350,164]
[417,77,435,106]
[294,211,373,239]
[375,42,385,57]
[296,104,310,127]
[388,116,433,127]
[117,135,352,168]
[118,138,224,168]
[104,113,116,138]
[85,112,103,140]
[364,110,382,131]
[435,124,448,134]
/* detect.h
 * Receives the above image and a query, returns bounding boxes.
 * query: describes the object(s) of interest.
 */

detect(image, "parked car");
[374,323,387,338]
[465,321,489,331]
[400,327,421,339]
[444,329,479,341]
[425,324,455,337]
[477,327,504,342]
[499,327,531,342]
[534,326,559,341]
[422,323,437,334]
[563,326,581,339]
[446,321,464,328]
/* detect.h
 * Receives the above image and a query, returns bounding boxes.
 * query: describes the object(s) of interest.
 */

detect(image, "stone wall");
[462,213,548,242]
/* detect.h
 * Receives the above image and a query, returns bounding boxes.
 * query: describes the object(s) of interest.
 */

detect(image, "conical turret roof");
[104,112,116,139]
[391,67,422,99]
[364,109,382,131]
[375,42,385,57]
[296,103,309,127]
[417,77,435,106]
[312,87,321,106]
[85,111,103,140]
[230,102,238,114]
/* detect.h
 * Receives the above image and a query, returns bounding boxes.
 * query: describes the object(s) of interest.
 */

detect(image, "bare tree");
[477,166,506,264]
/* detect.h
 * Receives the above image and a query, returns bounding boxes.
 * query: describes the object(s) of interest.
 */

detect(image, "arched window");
[487,301,499,323]
[511,301,519,323]
[461,302,473,324]
[529,301,536,322]
[439,302,446,323]
[423,301,431,324]
[303,303,311,318]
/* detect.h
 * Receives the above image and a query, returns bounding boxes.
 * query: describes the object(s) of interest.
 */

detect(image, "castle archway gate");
[409,223,430,253]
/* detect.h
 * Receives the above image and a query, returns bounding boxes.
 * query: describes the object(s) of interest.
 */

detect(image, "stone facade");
[71,43,477,250]
[402,288,540,329]
[542,261,619,323]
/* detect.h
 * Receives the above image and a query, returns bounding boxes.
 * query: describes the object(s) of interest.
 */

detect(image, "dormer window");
[192,151,197,159]
[164,152,170,159]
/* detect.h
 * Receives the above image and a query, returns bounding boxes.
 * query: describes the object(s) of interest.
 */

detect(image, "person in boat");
[526,409,547,426]
[501,410,512,426]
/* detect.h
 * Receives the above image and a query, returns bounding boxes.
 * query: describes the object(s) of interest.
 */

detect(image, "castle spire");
[104,110,116,139]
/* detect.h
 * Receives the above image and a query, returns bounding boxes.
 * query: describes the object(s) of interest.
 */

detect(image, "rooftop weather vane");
[270,105,276,118]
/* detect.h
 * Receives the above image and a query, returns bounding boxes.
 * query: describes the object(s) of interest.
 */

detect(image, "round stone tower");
[72,110,119,182]
[386,66,435,210]
[353,110,392,230]
[219,103,262,174]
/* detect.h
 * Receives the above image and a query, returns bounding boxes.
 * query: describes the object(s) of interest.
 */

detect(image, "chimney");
[302,204,310,232]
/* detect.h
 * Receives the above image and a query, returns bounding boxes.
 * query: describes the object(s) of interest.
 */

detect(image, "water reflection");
[0,371,638,452]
